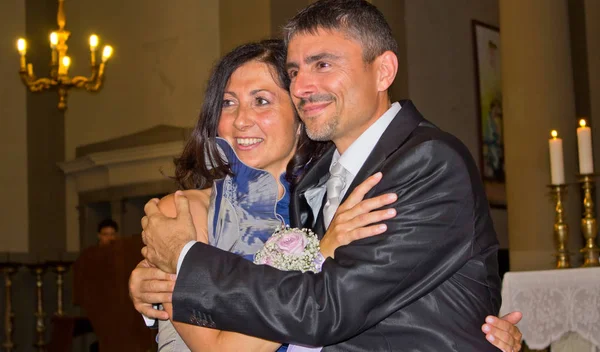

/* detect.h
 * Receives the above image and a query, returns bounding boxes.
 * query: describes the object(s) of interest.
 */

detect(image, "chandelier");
[16,0,113,111]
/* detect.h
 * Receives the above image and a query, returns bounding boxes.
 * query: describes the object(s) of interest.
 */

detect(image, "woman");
[152,40,522,352]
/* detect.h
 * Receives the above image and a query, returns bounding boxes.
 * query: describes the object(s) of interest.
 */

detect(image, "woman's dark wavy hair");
[174,39,330,190]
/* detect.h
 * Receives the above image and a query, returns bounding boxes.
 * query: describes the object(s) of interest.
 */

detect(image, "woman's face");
[218,60,299,178]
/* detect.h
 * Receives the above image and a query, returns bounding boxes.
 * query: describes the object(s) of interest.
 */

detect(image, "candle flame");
[62,56,71,68]
[89,34,98,50]
[580,119,587,128]
[101,45,113,62]
[551,130,558,139]
[17,38,26,55]
[50,32,58,47]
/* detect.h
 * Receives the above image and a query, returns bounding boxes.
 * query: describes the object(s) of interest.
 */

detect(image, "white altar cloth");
[500,267,600,352]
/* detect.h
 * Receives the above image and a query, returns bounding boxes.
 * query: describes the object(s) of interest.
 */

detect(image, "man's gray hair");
[283,0,399,63]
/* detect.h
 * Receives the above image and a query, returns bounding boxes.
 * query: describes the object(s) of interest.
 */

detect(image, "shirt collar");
[332,102,401,176]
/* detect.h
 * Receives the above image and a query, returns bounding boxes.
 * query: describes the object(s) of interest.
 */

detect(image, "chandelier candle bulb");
[89,34,98,66]
[89,35,98,50]
[101,45,113,63]
[17,38,26,70]
[59,56,70,75]
[549,130,565,185]
[17,38,26,55]
[577,119,594,174]
[50,32,58,48]
[50,32,58,67]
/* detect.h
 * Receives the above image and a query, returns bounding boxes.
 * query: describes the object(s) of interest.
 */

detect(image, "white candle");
[577,119,594,174]
[549,130,565,185]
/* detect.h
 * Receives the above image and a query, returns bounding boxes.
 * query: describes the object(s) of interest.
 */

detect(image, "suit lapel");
[341,100,425,204]
[290,147,336,228]
[291,100,426,230]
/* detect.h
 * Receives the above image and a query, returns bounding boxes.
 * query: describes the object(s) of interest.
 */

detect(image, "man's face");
[98,226,117,246]
[286,28,382,152]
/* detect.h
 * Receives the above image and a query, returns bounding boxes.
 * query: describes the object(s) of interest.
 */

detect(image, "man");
[97,218,118,246]
[134,0,522,350]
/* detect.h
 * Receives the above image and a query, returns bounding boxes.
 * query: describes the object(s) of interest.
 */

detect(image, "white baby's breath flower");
[254,226,322,272]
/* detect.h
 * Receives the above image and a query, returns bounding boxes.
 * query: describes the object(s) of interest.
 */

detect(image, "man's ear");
[375,51,398,92]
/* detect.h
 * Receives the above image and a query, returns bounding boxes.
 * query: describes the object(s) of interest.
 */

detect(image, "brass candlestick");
[578,174,600,267]
[549,184,571,268]
[0,263,20,352]
[28,264,47,352]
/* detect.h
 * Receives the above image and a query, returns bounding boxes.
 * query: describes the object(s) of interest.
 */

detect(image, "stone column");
[500,0,581,270]
[586,0,600,180]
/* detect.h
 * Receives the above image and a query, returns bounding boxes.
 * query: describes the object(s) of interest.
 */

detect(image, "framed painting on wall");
[472,20,505,208]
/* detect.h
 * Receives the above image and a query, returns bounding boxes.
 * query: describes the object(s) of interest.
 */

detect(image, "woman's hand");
[320,172,397,258]
[482,312,523,352]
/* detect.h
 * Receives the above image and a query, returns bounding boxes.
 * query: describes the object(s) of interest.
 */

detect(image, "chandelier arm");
[85,74,104,92]
[70,76,89,89]
[19,71,56,92]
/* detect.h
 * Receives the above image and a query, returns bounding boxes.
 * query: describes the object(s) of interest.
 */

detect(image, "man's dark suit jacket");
[172,100,502,351]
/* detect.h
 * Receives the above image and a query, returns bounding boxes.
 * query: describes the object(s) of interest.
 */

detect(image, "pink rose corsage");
[254,226,324,273]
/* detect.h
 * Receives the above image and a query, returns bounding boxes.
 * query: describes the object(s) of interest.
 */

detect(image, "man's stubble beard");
[296,94,338,142]
[304,114,339,142]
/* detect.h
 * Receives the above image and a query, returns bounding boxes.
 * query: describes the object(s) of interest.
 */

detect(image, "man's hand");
[128,259,176,320]
[141,191,196,273]
[482,311,523,352]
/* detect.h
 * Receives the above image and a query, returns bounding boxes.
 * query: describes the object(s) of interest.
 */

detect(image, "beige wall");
[220,0,271,54]
[404,0,508,248]
[0,1,28,252]
[405,0,499,162]
[64,0,221,160]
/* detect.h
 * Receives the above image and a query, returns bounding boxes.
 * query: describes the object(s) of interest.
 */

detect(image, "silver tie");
[323,162,347,229]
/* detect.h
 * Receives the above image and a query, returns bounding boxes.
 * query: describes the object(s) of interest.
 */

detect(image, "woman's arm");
[163,304,279,352]
[157,190,282,352]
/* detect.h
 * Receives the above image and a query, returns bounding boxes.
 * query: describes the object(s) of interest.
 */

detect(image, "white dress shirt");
[304,102,401,224]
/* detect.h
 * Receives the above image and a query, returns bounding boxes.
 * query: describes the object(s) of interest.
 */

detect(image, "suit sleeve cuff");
[176,240,197,276]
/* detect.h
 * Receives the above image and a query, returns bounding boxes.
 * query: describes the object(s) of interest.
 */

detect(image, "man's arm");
[173,140,491,346]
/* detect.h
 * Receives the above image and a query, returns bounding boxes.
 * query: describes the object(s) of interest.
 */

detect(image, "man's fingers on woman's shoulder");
[141,279,176,294]
[145,267,177,281]
[143,198,161,215]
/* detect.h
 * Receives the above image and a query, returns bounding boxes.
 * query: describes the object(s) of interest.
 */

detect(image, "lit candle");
[50,32,58,66]
[59,56,70,75]
[549,130,565,185]
[17,38,27,71]
[89,34,99,51]
[89,34,98,66]
[17,38,26,55]
[50,32,58,49]
[101,45,113,63]
[577,119,594,174]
